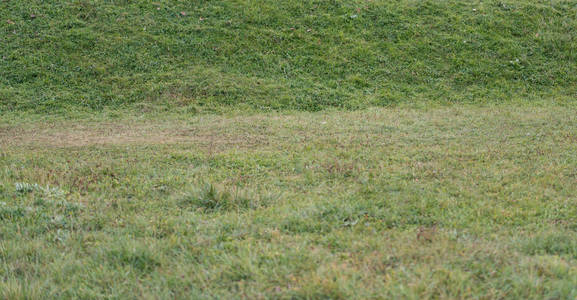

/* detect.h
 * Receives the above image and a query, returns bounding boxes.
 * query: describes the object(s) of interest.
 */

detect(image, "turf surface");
[2,106,577,298]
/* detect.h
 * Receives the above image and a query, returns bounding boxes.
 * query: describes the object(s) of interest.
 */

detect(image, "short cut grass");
[1,0,577,114]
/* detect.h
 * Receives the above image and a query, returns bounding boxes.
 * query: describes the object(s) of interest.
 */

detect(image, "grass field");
[2,0,577,299]
[2,105,577,298]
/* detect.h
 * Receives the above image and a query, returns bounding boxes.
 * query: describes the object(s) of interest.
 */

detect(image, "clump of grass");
[0,206,25,221]
[178,183,275,212]
[14,182,66,200]
[13,182,80,212]
[520,233,577,258]
[5,182,82,233]
[15,182,41,194]
[104,245,161,273]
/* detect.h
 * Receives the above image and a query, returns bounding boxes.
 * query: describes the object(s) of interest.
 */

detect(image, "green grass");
[1,0,577,114]
[2,0,577,298]
[1,105,577,298]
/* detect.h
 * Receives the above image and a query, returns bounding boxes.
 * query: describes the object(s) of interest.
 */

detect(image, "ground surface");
[1,105,577,298]
[2,0,577,298]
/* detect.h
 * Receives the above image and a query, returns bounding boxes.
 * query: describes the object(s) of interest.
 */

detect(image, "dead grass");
[2,106,574,149]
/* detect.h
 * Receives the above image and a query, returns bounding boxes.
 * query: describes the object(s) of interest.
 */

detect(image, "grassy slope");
[2,0,577,298]
[1,106,577,298]
[1,0,577,113]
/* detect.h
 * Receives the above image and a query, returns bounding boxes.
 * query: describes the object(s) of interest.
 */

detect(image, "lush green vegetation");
[1,0,576,113]
[2,0,577,299]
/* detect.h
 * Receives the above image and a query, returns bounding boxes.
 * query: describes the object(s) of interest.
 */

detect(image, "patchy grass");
[1,105,576,298]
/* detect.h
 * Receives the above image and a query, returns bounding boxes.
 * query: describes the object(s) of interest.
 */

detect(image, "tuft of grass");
[103,245,161,273]
[14,182,41,194]
[521,233,577,258]
[178,183,275,212]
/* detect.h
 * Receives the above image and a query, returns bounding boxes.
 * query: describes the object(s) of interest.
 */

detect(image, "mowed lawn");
[1,105,576,298]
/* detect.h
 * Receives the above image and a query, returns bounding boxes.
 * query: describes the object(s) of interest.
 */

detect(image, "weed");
[178,183,274,212]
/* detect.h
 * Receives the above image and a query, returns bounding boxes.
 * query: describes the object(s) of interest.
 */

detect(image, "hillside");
[1,0,576,113]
